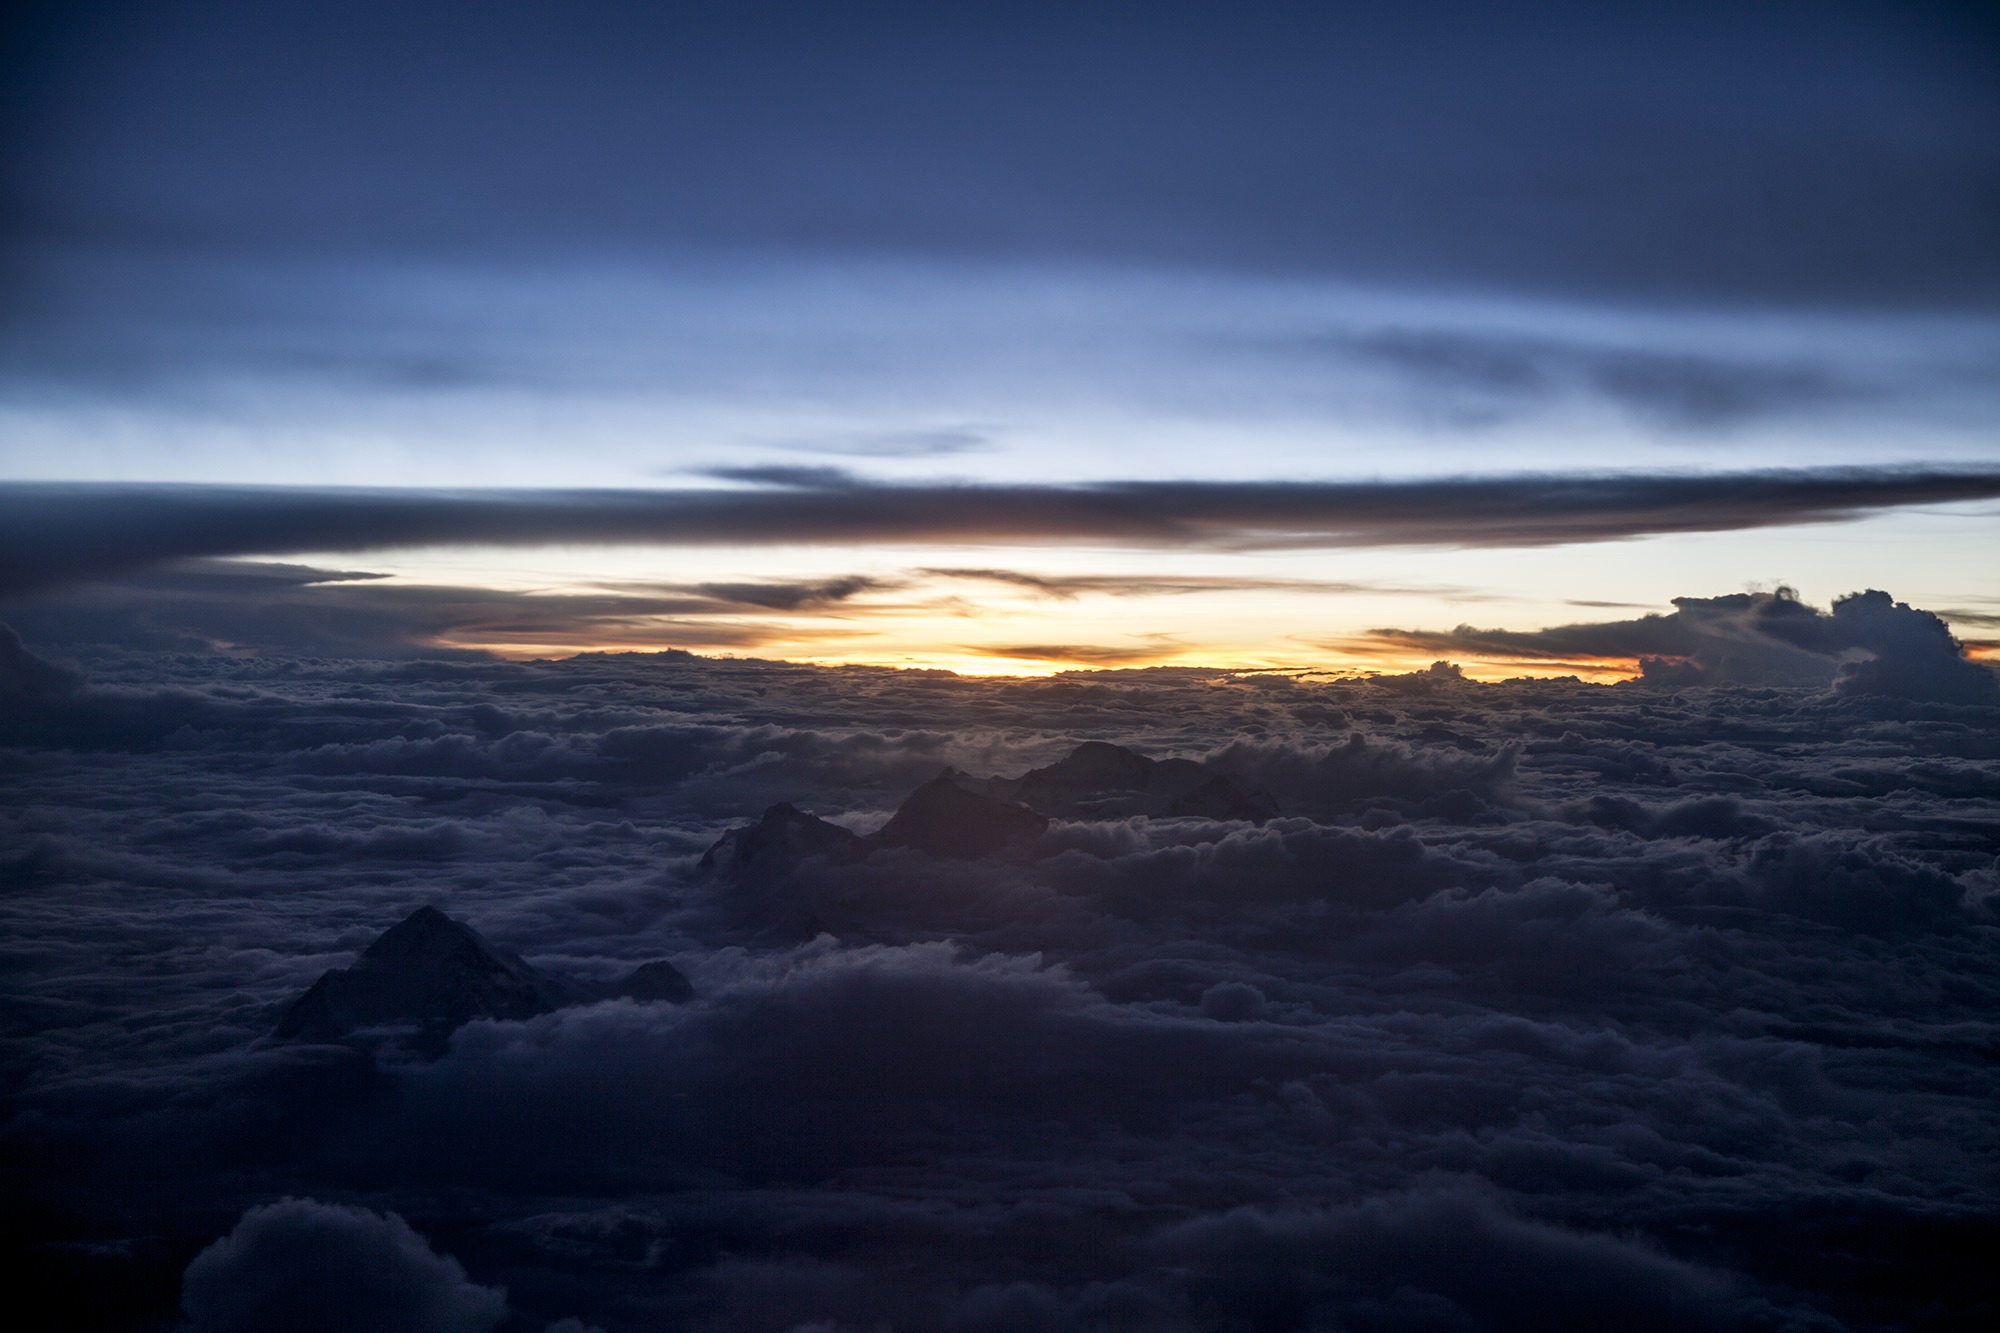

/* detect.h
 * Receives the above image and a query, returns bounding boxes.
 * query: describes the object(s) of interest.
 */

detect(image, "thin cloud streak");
[920,568,1481,601]
[6,469,2000,595]
[966,642,1185,668]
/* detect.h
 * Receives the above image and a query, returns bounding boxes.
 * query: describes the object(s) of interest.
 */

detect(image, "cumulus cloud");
[180,1198,507,1333]
[1771,588,2000,703]
[1367,586,2000,700]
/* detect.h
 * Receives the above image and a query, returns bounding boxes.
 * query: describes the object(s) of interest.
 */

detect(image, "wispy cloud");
[1318,327,1867,430]
[757,427,998,459]
[691,576,895,611]
[920,568,1477,601]
[964,641,1186,667]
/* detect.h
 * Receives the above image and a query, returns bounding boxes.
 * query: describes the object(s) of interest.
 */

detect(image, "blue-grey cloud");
[1325,327,1867,430]
[6,469,1999,594]
[761,427,998,459]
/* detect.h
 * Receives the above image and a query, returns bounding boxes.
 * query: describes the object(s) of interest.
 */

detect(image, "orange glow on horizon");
[441,632,1647,683]
[246,538,1996,690]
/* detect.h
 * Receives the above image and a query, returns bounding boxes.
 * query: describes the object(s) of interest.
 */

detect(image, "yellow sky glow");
[253,504,1996,678]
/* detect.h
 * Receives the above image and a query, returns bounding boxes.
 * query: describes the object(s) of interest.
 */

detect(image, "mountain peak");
[874,776,1049,859]
[699,802,864,876]
[273,906,557,1050]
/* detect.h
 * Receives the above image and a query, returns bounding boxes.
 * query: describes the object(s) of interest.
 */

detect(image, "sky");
[5,9,2000,1328]
[2,0,1998,672]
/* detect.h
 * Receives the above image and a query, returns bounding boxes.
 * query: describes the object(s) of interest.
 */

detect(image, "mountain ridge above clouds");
[700,741,1282,878]
[273,906,692,1054]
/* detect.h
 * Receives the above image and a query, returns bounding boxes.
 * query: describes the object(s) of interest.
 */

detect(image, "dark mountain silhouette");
[990,741,1278,822]
[274,907,556,1049]
[701,742,1279,879]
[697,802,864,877]
[1016,740,1156,800]
[274,907,693,1052]
[873,774,1050,859]
[992,740,1212,818]
[609,959,698,1004]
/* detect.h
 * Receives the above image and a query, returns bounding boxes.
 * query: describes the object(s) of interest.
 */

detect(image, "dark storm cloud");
[7,470,2000,594]
[7,1,1997,306]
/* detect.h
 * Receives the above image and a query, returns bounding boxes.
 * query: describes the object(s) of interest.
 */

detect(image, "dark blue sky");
[8,1,1997,303]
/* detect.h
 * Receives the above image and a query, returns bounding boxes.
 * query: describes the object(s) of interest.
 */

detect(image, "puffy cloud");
[181,1198,507,1333]
[1800,589,1998,704]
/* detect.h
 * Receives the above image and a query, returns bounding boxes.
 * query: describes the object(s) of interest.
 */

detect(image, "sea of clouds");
[3,604,1997,1331]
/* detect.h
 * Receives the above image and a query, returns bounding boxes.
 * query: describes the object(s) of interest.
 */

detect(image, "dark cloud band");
[6,469,1998,595]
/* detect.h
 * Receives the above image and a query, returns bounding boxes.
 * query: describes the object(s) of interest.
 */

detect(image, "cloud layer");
[6,470,1999,595]
[10,3,1998,306]
[3,606,1995,1329]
